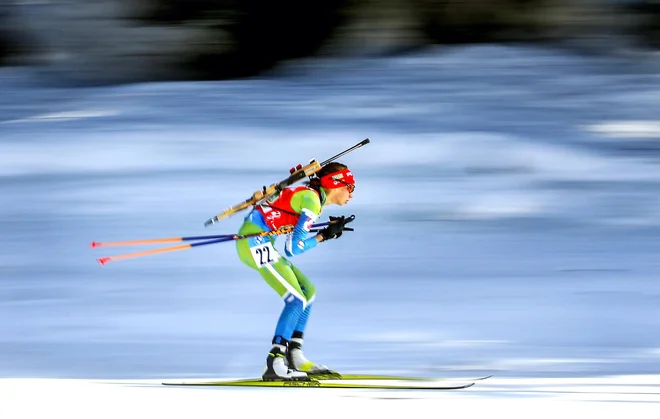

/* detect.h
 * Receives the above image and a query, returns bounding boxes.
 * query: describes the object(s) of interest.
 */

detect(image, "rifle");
[203,138,369,227]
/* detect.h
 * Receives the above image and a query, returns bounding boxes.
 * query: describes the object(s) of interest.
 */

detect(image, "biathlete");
[235,162,355,381]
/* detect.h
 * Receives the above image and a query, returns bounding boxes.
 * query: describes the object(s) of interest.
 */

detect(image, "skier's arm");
[284,190,323,256]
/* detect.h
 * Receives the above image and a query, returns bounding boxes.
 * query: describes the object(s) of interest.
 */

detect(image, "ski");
[162,377,475,390]
[308,373,493,381]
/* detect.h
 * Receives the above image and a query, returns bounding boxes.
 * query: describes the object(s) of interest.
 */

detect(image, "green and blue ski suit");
[235,185,326,345]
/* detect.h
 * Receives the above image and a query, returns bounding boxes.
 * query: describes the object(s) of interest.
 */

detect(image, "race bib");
[251,241,280,267]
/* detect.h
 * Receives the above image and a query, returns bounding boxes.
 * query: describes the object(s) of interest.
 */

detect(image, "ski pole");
[203,138,369,227]
[91,235,233,248]
[95,218,354,265]
[309,227,353,233]
[96,226,296,265]
[90,222,332,248]
[96,237,232,265]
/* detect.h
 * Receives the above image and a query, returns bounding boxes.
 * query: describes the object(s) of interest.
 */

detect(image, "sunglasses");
[337,180,355,193]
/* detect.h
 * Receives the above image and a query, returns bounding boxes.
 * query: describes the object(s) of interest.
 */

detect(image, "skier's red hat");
[320,169,355,192]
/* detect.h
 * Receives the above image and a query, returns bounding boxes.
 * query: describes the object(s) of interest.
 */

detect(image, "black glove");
[318,215,355,241]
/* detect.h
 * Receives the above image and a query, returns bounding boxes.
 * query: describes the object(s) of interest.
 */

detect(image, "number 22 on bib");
[251,242,279,267]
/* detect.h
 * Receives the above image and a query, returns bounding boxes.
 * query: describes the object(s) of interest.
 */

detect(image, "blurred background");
[1,0,659,381]
[1,0,659,85]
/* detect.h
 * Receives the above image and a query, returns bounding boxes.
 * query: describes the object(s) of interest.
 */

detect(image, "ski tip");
[463,374,493,381]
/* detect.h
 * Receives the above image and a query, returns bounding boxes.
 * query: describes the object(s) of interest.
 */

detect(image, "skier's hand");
[319,215,355,241]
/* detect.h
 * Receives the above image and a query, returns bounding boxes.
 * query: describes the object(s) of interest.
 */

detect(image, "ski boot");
[262,345,309,381]
[286,338,341,379]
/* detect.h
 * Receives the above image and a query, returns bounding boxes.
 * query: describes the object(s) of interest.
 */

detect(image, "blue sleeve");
[284,208,319,256]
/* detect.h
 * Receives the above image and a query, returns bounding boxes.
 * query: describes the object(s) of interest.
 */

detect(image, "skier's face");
[330,184,353,206]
